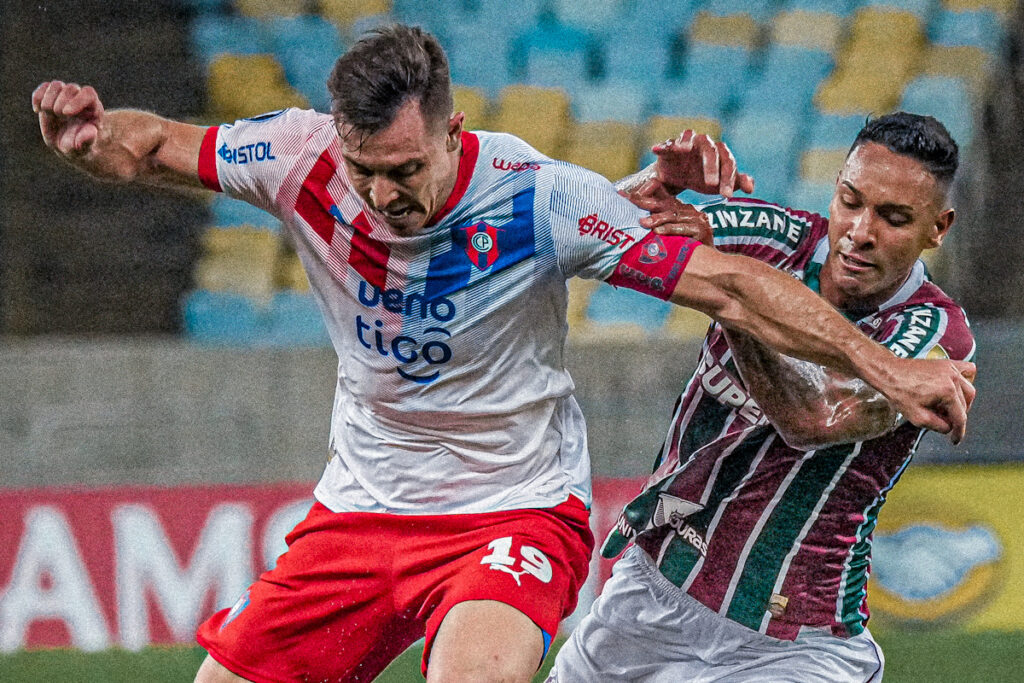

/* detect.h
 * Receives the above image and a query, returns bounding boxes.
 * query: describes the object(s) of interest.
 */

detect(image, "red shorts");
[196,498,593,683]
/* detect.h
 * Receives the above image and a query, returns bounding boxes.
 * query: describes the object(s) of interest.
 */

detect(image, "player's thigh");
[428,599,543,683]
[194,654,250,683]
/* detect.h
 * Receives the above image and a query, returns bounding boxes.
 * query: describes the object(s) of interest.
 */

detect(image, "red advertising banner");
[0,479,643,652]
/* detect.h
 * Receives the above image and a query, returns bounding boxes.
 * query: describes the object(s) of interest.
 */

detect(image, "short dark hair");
[327,24,453,142]
[849,112,959,189]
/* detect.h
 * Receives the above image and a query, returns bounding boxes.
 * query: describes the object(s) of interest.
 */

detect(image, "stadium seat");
[920,44,992,93]
[807,113,866,148]
[573,83,648,124]
[689,10,762,49]
[900,75,975,146]
[678,44,754,94]
[585,284,673,337]
[771,10,844,53]
[207,54,309,122]
[862,0,934,22]
[182,290,263,346]
[493,85,572,157]
[783,0,857,14]
[736,45,833,114]
[788,179,836,215]
[929,8,1004,52]
[453,86,491,131]
[262,291,332,347]
[849,6,926,41]
[703,0,777,23]
[524,48,592,91]
[473,0,546,34]
[618,0,699,43]
[210,196,281,231]
[276,252,311,292]
[195,226,280,300]
[600,37,674,88]
[643,115,722,150]
[564,121,639,181]
[653,80,730,120]
[318,0,392,30]
[943,0,1017,17]
[234,0,306,18]
[552,0,620,33]
[799,148,849,183]
[663,306,712,341]
[566,274,597,328]
[723,112,803,202]
[446,22,513,95]
[190,15,269,63]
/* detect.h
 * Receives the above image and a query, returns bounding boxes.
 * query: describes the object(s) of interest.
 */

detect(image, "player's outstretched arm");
[723,328,903,449]
[31,80,207,188]
[670,246,976,442]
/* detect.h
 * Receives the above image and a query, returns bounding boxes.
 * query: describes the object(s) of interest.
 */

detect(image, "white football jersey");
[199,108,655,514]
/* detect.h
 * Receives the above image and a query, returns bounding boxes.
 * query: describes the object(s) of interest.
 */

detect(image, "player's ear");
[446,112,465,152]
[928,208,954,248]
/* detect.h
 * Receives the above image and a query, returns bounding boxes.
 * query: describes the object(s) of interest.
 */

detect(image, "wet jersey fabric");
[198,108,689,516]
[602,197,976,640]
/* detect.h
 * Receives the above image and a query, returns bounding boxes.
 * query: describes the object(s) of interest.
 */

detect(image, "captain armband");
[606,232,701,300]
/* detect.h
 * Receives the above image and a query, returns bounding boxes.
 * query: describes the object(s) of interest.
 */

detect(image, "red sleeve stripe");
[607,233,700,301]
[197,126,222,192]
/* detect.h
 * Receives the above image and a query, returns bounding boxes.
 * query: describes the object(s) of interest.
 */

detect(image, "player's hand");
[885,358,976,444]
[653,130,755,198]
[630,188,714,246]
[32,80,105,156]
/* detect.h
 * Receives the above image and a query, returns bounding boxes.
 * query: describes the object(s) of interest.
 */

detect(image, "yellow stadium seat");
[453,86,490,131]
[663,306,712,341]
[943,0,1017,17]
[196,227,281,300]
[849,7,925,43]
[921,45,993,93]
[837,44,921,83]
[564,121,638,181]
[207,54,309,121]
[235,0,306,17]
[643,116,722,150]
[493,85,571,158]
[799,148,849,182]
[566,278,597,328]
[690,11,762,49]
[276,252,311,292]
[771,10,843,53]
[319,0,392,28]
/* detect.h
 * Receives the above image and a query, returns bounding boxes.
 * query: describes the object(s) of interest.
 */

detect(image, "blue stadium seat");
[737,46,833,115]
[654,80,730,120]
[783,0,857,15]
[210,196,281,231]
[725,112,804,203]
[182,290,263,346]
[552,0,621,34]
[587,284,673,330]
[350,13,392,39]
[446,21,514,95]
[391,0,459,37]
[900,75,974,147]
[807,113,867,149]
[525,48,593,90]
[600,37,674,88]
[788,180,836,216]
[181,0,227,14]
[703,0,777,22]
[863,0,935,22]
[679,44,753,93]
[573,83,649,123]
[268,16,345,112]
[762,45,834,84]
[929,8,1003,52]
[190,15,269,63]
[472,0,547,33]
[261,292,331,347]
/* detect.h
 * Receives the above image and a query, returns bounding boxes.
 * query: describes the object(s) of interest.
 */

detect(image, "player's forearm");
[75,110,205,188]
[671,247,901,398]
[724,329,899,448]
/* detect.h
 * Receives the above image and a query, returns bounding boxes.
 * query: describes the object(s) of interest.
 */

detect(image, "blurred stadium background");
[1,0,1023,680]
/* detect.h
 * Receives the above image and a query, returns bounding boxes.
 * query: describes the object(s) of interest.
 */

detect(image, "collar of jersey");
[426,131,480,227]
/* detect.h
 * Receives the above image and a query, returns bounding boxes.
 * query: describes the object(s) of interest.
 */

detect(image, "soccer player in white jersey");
[550,114,975,682]
[33,24,974,683]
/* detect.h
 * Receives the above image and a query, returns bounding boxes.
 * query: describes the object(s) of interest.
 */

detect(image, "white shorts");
[549,546,885,682]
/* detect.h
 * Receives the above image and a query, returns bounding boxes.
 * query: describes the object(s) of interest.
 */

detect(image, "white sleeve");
[544,162,652,280]
[199,108,334,218]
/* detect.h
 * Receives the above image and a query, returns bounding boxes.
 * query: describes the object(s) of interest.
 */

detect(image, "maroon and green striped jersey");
[602,197,976,640]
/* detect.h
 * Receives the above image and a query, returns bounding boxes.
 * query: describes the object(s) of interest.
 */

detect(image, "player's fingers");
[31,81,53,112]
[955,370,977,411]
[63,85,103,118]
[56,123,82,154]
[73,122,98,151]
[38,80,65,114]
[698,135,720,189]
[944,388,969,444]
[51,83,81,117]
[953,359,976,384]
[737,172,756,194]
[716,141,737,198]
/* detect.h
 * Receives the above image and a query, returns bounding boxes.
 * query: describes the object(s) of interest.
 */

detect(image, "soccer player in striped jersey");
[33,23,973,682]
[551,114,975,682]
